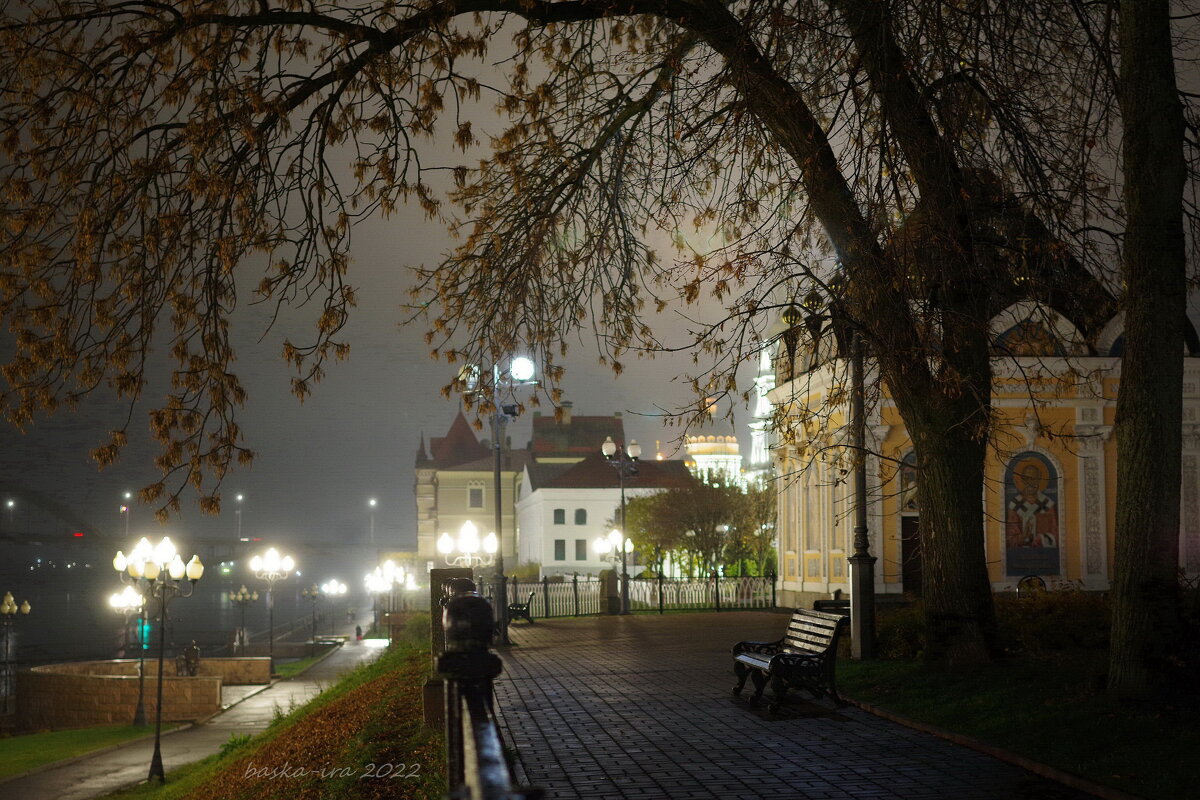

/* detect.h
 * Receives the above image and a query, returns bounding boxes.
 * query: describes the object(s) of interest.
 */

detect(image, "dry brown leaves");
[189,650,442,800]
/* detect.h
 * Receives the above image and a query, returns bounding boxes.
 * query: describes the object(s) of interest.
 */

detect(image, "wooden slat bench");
[732,608,848,711]
[507,591,536,624]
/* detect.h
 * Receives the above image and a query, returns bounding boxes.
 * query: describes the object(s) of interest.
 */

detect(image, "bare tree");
[0,1,1164,664]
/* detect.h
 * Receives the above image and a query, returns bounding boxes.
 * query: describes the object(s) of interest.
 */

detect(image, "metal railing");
[439,581,540,799]
[480,573,776,617]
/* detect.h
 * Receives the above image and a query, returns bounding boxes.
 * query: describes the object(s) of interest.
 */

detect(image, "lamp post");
[364,571,385,634]
[786,299,877,658]
[301,585,320,655]
[235,494,244,540]
[601,436,641,615]
[460,355,537,645]
[593,529,633,613]
[321,580,346,634]
[1,591,31,715]
[249,547,294,675]
[368,498,377,546]
[112,536,204,782]
[846,331,877,659]
[120,492,132,538]
[437,521,498,572]
[228,585,257,655]
[108,585,143,655]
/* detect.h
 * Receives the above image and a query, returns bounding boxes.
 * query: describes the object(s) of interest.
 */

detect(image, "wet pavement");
[1,622,384,800]
[493,612,1104,800]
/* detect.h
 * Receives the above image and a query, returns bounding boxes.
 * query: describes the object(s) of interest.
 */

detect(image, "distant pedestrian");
[355,624,363,641]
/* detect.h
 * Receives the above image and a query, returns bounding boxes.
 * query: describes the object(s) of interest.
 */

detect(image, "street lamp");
[248,547,294,675]
[785,297,877,658]
[228,585,257,654]
[460,355,537,645]
[108,585,143,655]
[112,536,204,782]
[601,436,641,615]
[1,591,31,715]
[364,570,386,634]
[120,492,132,538]
[321,580,347,634]
[235,494,244,540]
[594,529,633,612]
[301,585,320,655]
[368,498,377,545]
[437,521,498,570]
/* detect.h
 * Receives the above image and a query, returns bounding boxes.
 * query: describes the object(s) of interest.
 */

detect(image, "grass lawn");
[98,622,444,800]
[0,724,177,779]
[839,650,1200,800]
[272,651,330,679]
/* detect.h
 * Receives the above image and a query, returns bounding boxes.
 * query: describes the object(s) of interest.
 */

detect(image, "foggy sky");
[0,201,753,550]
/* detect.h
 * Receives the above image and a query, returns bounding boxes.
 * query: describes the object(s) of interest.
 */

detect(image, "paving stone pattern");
[492,612,1097,800]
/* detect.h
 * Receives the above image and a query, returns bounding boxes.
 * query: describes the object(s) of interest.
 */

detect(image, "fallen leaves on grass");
[189,649,443,800]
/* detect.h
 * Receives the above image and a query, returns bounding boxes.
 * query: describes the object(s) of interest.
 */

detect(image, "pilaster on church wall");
[1074,408,1113,590]
[1182,366,1200,575]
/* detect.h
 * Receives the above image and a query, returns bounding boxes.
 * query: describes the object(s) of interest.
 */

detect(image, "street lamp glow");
[510,356,535,381]
[110,534,202,780]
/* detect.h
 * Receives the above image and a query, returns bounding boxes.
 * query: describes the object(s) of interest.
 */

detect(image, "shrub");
[509,561,542,582]
[218,733,252,759]
[995,591,1109,654]
[399,612,431,645]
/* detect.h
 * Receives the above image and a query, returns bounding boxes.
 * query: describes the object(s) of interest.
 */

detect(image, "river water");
[0,537,376,674]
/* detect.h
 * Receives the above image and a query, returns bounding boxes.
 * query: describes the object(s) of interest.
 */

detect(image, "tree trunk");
[1109,0,1186,697]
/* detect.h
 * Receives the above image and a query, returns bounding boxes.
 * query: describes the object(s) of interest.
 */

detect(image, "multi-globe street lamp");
[593,528,634,613]
[112,536,204,782]
[437,521,498,571]
[108,585,144,655]
[601,436,641,615]
[248,548,294,675]
[301,585,321,655]
[364,570,386,634]
[460,355,537,645]
[1,591,31,715]
[321,580,347,635]
[228,585,258,655]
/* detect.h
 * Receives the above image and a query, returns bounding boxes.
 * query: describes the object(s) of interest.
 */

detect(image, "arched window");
[574,508,587,525]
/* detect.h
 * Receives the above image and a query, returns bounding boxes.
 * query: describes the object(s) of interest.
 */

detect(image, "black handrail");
[438,581,541,800]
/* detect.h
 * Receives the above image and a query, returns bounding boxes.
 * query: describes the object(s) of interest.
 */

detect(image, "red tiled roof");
[442,450,532,474]
[427,412,489,469]
[538,453,697,490]
[531,415,626,458]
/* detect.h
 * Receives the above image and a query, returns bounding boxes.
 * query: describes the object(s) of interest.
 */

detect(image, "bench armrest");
[732,638,783,657]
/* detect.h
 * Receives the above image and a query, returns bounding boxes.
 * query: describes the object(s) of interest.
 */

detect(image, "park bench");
[507,591,536,624]
[732,608,848,711]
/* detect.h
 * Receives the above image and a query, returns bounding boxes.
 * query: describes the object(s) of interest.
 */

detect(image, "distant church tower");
[683,397,745,486]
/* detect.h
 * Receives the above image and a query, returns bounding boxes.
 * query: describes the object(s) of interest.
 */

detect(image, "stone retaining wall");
[13,656,269,731]
[16,669,220,731]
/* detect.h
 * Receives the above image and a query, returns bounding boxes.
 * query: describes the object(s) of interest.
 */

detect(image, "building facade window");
[468,481,484,509]
[575,539,587,560]
[553,508,565,525]
[554,539,566,561]
[574,508,587,525]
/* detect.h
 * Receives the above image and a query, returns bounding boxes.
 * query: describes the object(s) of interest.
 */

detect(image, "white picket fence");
[480,575,775,618]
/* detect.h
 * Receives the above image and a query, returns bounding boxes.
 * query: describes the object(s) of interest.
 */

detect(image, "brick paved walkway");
[492,612,1097,800]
